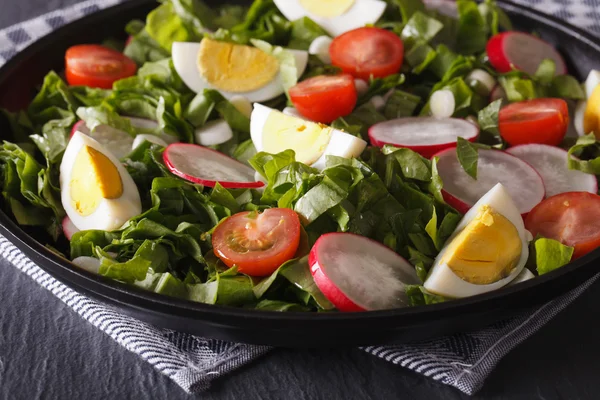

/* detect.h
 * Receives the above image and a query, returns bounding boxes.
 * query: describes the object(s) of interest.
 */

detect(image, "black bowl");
[0,0,598,347]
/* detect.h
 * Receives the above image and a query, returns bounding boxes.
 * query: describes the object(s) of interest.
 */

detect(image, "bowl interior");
[0,0,598,347]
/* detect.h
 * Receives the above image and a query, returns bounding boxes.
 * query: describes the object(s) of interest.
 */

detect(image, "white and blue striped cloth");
[1,0,599,395]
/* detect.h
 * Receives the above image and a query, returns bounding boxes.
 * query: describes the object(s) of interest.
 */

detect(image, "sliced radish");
[309,233,421,312]
[506,144,597,197]
[486,32,567,76]
[435,148,545,215]
[163,143,264,188]
[62,216,79,241]
[369,117,479,158]
[194,119,234,146]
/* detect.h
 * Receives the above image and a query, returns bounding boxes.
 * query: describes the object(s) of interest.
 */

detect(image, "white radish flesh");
[132,134,168,150]
[487,31,567,76]
[430,90,455,118]
[309,36,333,64]
[163,143,264,188]
[230,96,253,118]
[435,148,545,215]
[466,69,496,96]
[194,120,234,146]
[309,233,421,312]
[72,257,101,274]
[369,117,479,158]
[506,144,597,197]
[62,216,79,241]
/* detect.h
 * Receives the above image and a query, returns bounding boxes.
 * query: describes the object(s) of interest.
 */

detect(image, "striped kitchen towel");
[1,0,599,396]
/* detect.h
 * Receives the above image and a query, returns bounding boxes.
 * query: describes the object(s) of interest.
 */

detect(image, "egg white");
[60,132,142,232]
[273,0,387,37]
[172,42,309,102]
[423,183,530,298]
[250,103,367,169]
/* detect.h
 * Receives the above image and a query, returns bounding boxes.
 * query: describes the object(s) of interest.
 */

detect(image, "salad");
[2,0,600,312]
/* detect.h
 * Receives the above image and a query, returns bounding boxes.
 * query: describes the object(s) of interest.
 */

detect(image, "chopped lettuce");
[535,238,574,275]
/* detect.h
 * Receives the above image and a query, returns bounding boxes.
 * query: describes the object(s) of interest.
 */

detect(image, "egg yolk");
[299,0,355,17]
[70,146,123,216]
[442,206,522,285]
[197,38,279,93]
[584,85,600,139]
[262,110,333,165]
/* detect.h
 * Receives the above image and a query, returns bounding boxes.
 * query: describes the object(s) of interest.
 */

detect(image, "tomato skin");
[525,192,600,259]
[498,98,569,147]
[212,208,301,276]
[289,74,357,123]
[65,45,138,89]
[329,27,404,80]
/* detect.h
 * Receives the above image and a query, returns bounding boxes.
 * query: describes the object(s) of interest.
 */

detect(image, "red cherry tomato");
[212,208,301,276]
[289,74,357,123]
[329,27,404,80]
[498,98,569,146]
[65,44,137,89]
[525,192,600,259]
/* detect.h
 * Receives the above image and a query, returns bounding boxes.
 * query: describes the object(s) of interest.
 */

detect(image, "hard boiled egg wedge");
[60,131,142,232]
[251,104,367,170]
[424,183,530,298]
[583,69,600,138]
[273,0,387,37]
[172,38,308,103]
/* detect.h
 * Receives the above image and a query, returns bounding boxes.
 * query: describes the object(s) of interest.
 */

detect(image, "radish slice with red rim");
[369,117,479,159]
[506,144,598,197]
[163,143,264,189]
[435,148,545,215]
[62,216,79,241]
[486,32,567,75]
[309,233,421,312]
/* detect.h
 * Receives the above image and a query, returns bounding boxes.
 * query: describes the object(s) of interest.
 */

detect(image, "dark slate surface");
[2,1,600,399]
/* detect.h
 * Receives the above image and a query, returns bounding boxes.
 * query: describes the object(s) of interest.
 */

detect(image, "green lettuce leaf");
[535,238,574,275]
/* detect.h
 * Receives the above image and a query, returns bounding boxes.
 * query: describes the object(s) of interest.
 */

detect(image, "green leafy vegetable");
[535,238,574,275]
[567,133,600,174]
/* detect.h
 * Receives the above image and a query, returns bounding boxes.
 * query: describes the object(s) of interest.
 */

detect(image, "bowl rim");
[0,0,599,330]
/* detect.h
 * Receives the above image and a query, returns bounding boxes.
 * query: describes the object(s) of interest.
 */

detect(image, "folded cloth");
[1,0,599,395]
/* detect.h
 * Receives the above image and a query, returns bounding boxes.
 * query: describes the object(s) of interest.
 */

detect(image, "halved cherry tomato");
[65,44,138,89]
[329,27,404,80]
[525,192,600,259]
[498,98,569,146]
[212,208,301,276]
[289,74,357,123]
